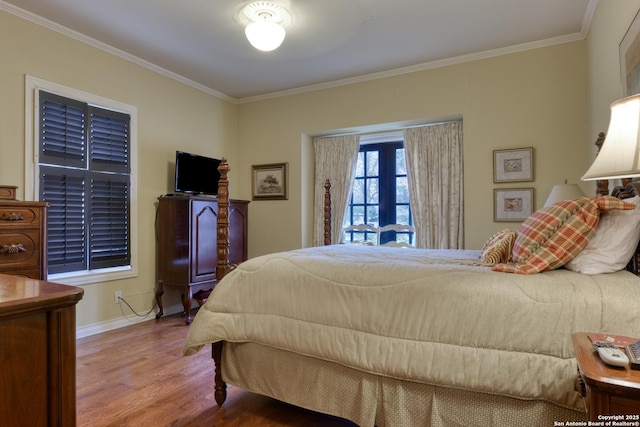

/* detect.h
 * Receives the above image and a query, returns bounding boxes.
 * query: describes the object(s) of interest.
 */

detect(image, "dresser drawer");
[0,229,41,270]
[0,186,17,200]
[0,206,43,228]
[0,268,41,279]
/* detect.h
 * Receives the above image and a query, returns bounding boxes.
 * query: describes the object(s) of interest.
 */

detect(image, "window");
[25,76,137,285]
[39,90,131,275]
[343,137,414,246]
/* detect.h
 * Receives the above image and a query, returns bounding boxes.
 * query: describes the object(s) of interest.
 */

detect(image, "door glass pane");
[396,205,410,224]
[366,151,379,176]
[396,234,410,244]
[352,178,364,204]
[396,148,406,174]
[352,206,365,224]
[343,206,352,227]
[396,176,409,203]
[355,152,364,176]
[366,178,379,204]
[352,232,365,241]
[366,205,379,227]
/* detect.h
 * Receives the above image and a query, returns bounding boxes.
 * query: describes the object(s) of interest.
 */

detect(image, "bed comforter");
[184,244,640,410]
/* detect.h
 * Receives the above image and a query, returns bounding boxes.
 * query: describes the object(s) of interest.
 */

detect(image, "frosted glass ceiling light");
[243,1,291,52]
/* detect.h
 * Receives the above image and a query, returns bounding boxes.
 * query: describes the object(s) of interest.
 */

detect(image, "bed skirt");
[222,342,587,427]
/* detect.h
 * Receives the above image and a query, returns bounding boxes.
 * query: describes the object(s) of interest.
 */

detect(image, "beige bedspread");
[184,245,640,410]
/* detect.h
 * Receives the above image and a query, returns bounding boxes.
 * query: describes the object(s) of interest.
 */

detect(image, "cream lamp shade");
[544,183,585,207]
[582,93,640,181]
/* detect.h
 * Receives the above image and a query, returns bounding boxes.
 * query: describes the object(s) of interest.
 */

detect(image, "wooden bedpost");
[323,179,332,246]
[216,158,230,281]
[594,132,610,197]
[212,341,226,405]
[213,158,230,406]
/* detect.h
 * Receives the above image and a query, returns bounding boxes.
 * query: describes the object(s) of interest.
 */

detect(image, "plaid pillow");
[492,196,635,274]
[480,228,516,265]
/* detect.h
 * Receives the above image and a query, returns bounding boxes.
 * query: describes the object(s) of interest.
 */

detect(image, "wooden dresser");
[155,195,249,323]
[0,273,83,426]
[0,199,48,279]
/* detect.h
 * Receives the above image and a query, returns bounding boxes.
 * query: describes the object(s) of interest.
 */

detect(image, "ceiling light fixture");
[243,1,291,52]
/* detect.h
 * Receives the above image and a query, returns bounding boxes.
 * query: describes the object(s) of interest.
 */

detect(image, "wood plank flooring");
[76,313,357,427]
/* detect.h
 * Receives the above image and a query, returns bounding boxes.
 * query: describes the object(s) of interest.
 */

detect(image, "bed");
[183,157,640,426]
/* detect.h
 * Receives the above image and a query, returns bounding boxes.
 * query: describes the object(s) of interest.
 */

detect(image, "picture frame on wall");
[493,147,534,183]
[252,162,288,200]
[620,8,640,96]
[494,188,534,222]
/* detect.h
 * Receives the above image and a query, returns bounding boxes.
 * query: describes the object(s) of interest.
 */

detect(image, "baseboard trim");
[76,303,184,338]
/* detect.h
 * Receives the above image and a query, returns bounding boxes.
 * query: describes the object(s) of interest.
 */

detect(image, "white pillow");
[565,196,640,274]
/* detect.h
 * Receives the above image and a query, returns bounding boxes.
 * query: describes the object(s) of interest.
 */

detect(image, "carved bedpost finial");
[216,158,230,282]
[323,179,332,246]
[594,131,606,151]
[594,132,609,196]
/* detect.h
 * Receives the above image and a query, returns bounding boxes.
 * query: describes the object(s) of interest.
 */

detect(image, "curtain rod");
[314,119,462,140]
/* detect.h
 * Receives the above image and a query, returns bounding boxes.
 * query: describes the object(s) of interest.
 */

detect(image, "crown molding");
[238,32,586,103]
[2,0,593,105]
[0,1,236,103]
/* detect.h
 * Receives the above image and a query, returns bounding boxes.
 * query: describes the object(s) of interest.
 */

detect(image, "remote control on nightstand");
[592,341,629,368]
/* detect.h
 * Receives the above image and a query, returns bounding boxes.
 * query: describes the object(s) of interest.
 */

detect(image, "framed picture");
[620,8,640,96]
[494,188,534,222]
[252,162,288,200]
[493,147,534,183]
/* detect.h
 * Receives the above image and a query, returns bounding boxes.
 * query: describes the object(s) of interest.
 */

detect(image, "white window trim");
[24,75,138,286]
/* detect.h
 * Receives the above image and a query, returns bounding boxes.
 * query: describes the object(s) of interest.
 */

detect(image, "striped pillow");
[492,196,635,274]
[480,228,516,265]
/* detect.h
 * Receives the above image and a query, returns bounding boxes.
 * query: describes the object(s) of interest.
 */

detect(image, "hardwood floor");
[76,313,358,427]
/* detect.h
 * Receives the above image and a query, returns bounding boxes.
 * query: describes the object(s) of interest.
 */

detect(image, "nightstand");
[572,332,640,419]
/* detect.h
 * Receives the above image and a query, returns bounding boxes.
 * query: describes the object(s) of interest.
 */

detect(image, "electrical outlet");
[114,290,122,304]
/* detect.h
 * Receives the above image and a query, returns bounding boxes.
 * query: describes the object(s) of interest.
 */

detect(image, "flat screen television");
[174,151,221,196]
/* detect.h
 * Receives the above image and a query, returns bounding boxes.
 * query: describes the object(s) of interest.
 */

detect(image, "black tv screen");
[174,151,221,195]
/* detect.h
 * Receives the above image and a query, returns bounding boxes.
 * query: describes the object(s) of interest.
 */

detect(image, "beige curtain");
[403,122,464,249]
[313,135,360,245]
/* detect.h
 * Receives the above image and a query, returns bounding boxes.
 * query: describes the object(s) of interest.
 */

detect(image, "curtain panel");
[313,135,360,246]
[403,122,464,249]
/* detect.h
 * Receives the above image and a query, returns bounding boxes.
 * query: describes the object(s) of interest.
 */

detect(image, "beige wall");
[586,1,640,153]
[238,42,589,256]
[0,11,238,328]
[2,2,639,330]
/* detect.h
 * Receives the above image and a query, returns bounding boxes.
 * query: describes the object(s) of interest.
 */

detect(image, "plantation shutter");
[88,107,130,269]
[38,90,131,274]
[40,92,86,168]
[89,173,130,269]
[40,168,87,274]
[89,107,130,173]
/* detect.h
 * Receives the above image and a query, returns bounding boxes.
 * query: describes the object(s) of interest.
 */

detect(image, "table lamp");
[544,182,586,207]
[582,94,640,182]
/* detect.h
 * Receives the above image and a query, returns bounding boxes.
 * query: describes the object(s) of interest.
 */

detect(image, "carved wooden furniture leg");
[213,342,227,405]
[182,290,193,324]
[155,280,164,319]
